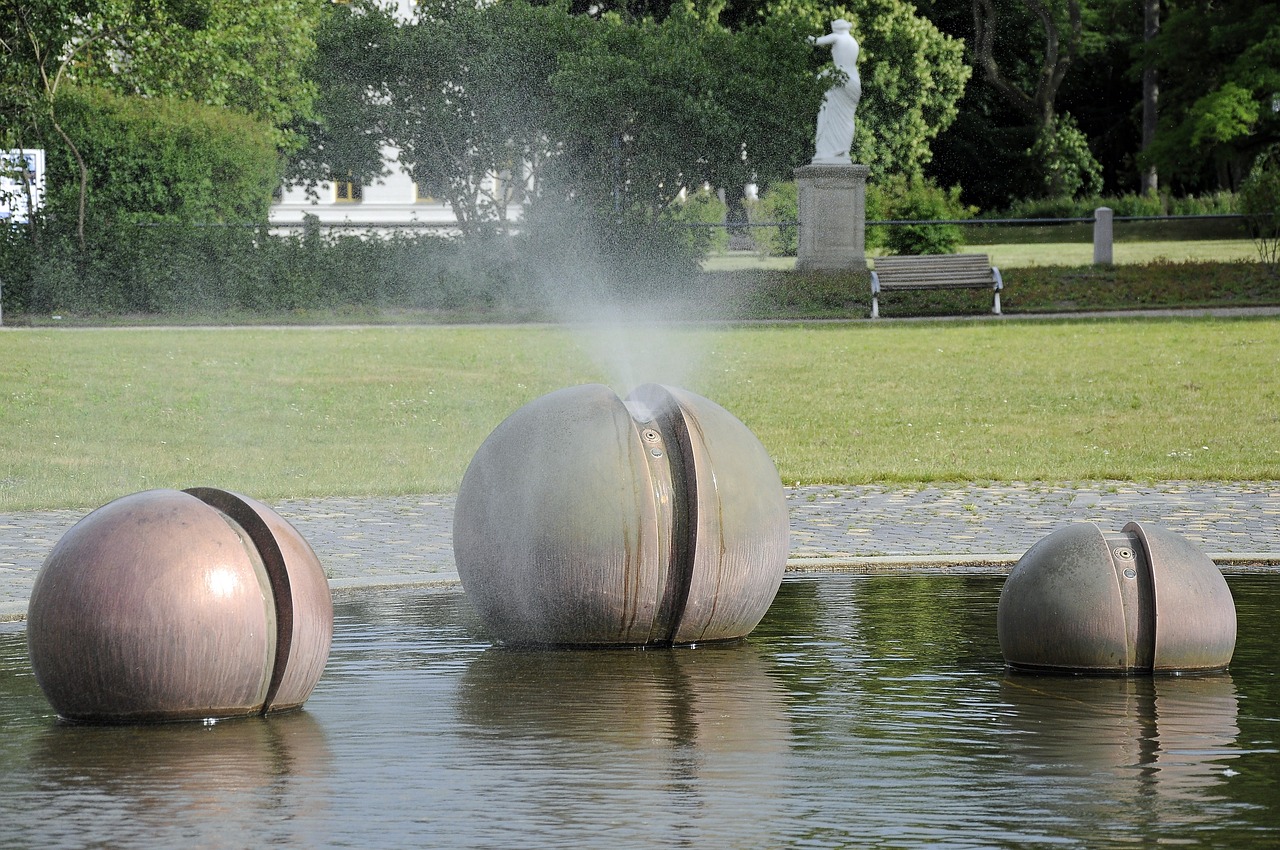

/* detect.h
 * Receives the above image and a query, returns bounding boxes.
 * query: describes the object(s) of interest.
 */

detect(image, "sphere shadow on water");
[453,383,790,647]
[997,522,1236,674]
[26,488,334,723]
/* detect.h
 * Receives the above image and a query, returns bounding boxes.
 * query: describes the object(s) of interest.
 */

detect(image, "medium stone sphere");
[453,384,790,646]
[997,522,1236,674]
[27,488,333,723]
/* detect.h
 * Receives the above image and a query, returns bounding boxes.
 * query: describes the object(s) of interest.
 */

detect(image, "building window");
[413,183,437,204]
[335,179,362,203]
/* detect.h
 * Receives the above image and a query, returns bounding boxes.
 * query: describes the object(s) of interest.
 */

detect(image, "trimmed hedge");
[3,223,1276,323]
[0,225,528,316]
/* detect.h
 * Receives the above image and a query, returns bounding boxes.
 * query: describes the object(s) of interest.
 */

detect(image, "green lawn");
[3,317,1277,511]
[702,240,1263,272]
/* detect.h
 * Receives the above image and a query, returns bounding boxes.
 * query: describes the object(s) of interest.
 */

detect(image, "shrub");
[1238,145,1280,265]
[515,199,706,301]
[0,222,531,316]
[990,191,1239,220]
[1029,115,1103,199]
[1168,192,1238,216]
[869,175,969,255]
[746,181,799,257]
[742,176,969,257]
[664,188,729,255]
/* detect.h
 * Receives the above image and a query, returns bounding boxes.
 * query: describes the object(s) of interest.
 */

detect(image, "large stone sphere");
[997,522,1236,674]
[27,488,333,723]
[453,384,790,646]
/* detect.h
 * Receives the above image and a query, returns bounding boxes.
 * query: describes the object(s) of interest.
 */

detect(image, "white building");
[271,143,463,230]
[0,149,46,224]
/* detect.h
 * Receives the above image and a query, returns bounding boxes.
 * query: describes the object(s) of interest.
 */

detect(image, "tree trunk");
[50,116,89,253]
[1140,0,1160,195]
[972,0,1081,129]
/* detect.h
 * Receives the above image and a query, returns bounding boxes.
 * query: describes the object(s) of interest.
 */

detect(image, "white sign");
[1,149,46,224]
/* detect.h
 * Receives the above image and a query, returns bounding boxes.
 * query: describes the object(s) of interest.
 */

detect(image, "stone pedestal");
[794,163,869,272]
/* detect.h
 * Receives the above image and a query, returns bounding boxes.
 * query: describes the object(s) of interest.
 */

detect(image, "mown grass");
[3,317,1277,511]
[702,239,1263,272]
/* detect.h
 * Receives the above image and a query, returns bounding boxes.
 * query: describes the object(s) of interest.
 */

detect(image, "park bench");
[869,253,1003,319]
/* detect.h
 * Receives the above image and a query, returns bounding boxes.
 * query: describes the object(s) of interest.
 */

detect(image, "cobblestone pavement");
[2,482,1276,620]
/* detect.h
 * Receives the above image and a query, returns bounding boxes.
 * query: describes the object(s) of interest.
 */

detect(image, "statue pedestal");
[794,164,869,272]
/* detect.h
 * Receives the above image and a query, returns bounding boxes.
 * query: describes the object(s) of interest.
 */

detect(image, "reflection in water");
[1,575,1277,849]
[1000,672,1242,833]
[1000,673,1240,779]
[12,711,331,849]
[456,642,793,842]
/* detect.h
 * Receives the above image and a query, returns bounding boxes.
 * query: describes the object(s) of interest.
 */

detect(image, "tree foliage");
[1144,0,1280,192]
[2,0,318,239]
[544,6,826,213]
[298,0,968,232]
[399,0,586,232]
[57,0,323,152]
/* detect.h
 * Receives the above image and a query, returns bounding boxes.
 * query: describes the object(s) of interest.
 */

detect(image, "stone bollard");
[1093,206,1114,265]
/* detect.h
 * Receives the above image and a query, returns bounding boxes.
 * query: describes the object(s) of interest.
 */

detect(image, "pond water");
[1,573,1277,849]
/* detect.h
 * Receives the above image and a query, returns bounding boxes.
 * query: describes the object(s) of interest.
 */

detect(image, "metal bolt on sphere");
[453,384,790,647]
[27,488,333,723]
[998,522,1236,674]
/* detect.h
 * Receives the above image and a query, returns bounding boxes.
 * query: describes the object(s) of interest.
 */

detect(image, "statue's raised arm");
[809,19,861,165]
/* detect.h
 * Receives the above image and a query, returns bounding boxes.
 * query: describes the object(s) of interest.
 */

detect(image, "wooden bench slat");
[881,282,997,290]
[877,272,994,282]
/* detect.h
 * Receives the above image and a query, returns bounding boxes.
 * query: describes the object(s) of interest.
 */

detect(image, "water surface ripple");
[1,574,1276,848]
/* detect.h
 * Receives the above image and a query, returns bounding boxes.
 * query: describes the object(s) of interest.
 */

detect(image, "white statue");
[808,20,861,165]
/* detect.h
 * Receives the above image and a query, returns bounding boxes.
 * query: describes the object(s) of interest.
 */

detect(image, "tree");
[543,6,826,213]
[64,0,323,153]
[1239,144,1280,264]
[2,0,115,247]
[396,0,587,233]
[3,0,321,240]
[286,0,403,195]
[1139,0,1159,194]
[296,0,967,246]
[969,0,1102,197]
[1143,0,1280,193]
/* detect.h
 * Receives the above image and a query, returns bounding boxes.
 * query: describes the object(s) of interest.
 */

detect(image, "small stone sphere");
[453,384,790,647]
[997,521,1236,674]
[27,488,333,723]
